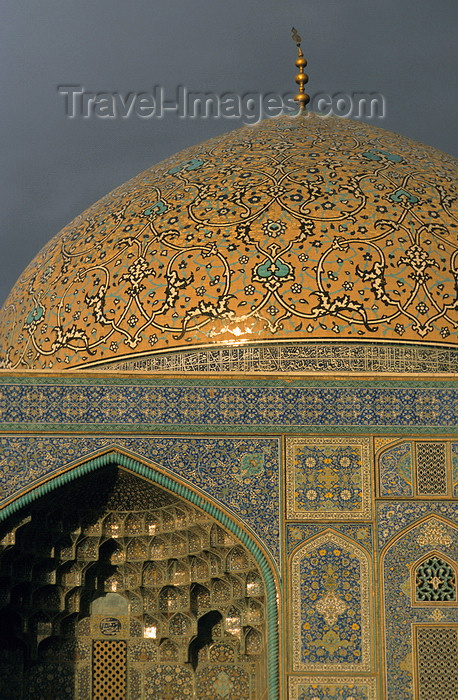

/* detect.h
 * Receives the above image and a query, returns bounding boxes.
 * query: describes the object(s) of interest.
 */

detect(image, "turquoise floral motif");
[362,148,403,163]
[379,442,412,497]
[388,188,419,204]
[262,219,287,238]
[255,256,292,279]
[253,252,295,293]
[233,452,265,482]
[168,157,204,174]
[25,305,44,325]
[143,200,168,216]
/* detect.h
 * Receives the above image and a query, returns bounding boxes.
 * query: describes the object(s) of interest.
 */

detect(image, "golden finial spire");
[291,27,310,112]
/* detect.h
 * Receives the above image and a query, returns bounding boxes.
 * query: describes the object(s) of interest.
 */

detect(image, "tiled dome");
[0,114,456,370]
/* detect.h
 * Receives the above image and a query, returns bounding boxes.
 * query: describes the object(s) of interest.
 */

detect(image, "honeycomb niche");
[0,467,267,699]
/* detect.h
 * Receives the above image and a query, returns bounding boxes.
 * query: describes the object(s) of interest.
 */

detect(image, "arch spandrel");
[0,437,281,566]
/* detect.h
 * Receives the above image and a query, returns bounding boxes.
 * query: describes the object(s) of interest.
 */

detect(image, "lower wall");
[0,372,456,699]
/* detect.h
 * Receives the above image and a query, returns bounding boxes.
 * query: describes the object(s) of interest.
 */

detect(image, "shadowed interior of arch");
[0,464,268,698]
[188,609,223,670]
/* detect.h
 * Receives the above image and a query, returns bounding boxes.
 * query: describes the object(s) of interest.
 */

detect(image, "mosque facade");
[0,113,456,699]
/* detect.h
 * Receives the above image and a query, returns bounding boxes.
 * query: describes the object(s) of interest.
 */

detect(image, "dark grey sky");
[1,0,457,307]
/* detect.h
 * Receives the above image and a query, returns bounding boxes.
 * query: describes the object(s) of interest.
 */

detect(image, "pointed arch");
[0,448,280,700]
[288,526,372,561]
[380,514,458,699]
[290,529,372,673]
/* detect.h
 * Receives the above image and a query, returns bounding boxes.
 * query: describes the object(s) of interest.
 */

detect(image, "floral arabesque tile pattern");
[286,437,371,520]
[196,665,251,699]
[2,115,456,370]
[25,663,74,700]
[0,435,280,561]
[0,379,455,431]
[288,675,377,700]
[382,516,458,700]
[376,502,458,549]
[144,664,194,698]
[287,524,372,556]
[291,533,371,672]
[378,441,413,497]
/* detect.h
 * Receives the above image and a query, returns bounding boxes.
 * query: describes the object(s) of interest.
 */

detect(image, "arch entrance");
[0,465,268,699]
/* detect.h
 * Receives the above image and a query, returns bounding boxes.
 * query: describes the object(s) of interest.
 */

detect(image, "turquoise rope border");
[0,451,279,700]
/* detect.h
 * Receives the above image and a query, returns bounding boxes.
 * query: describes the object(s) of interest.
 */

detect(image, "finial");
[291,27,310,112]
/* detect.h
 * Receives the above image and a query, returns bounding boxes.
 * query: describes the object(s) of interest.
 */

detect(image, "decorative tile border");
[0,376,455,432]
[286,437,372,520]
[288,675,377,699]
[96,343,458,374]
[453,443,458,497]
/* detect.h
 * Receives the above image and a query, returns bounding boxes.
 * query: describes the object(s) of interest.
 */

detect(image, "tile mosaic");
[452,443,458,497]
[288,675,377,700]
[286,524,372,556]
[378,439,457,499]
[291,532,371,672]
[144,664,194,697]
[1,116,456,370]
[382,516,458,699]
[286,437,371,520]
[0,435,281,562]
[378,441,413,497]
[196,664,251,699]
[377,502,457,549]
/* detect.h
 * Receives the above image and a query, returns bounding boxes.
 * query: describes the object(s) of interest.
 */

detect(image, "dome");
[0,114,456,371]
